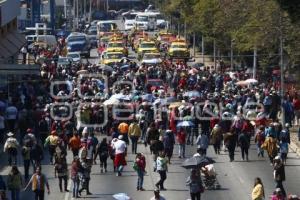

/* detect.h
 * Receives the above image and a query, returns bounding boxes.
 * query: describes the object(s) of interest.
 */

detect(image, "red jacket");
[177,131,186,144]
[136,156,146,171]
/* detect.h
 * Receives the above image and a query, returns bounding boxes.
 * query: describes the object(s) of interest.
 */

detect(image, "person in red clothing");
[177,128,186,158]
[293,96,300,125]
[134,153,146,191]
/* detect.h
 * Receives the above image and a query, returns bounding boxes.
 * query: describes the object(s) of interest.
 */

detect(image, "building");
[0,0,39,96]
[0,0,26,61]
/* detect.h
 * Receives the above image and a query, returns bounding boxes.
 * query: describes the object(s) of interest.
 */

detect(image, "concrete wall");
[0,0,20,26]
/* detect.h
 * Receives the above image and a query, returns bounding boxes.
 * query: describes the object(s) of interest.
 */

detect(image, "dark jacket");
[274,162,285,181]
[30,144,44,161]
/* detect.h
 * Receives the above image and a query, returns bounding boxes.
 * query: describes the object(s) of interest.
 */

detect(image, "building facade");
[0,0,26,61]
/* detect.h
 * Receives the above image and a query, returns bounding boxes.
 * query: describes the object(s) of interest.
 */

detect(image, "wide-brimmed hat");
[7,132,14,137]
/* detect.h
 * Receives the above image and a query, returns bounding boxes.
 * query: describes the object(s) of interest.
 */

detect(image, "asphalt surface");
[2,20,300,200]
[1,137,300,200]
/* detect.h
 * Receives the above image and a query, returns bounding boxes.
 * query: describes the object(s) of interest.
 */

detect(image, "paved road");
[1,136,300,200]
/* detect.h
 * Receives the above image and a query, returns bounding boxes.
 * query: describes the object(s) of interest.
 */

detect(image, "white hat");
[118,135,124,140]
[285,123,290,128]
[7,132,14,137]
[274,156,281,160]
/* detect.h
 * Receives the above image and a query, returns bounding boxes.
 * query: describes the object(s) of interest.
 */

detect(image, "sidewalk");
[290,126,300,156]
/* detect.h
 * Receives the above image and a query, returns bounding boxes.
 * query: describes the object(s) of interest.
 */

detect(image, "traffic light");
[27,8,31,19]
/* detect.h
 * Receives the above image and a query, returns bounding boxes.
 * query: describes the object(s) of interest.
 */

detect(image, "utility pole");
[230,39,234,70]
[89,0,92,23]
[193,33,196,59]
[253,46,257,79]
[76,0,79,29]
[84,0,86,20]
[64,0,67,18]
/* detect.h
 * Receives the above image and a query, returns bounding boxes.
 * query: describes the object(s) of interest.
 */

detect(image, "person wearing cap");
[273,156,286,198]
[112,135,127,176]
[118,122,129,145]
[150,189,166,200]
[44,131,59,164]
[4,132,19,166]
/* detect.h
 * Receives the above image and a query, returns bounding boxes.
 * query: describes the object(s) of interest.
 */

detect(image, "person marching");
[71,157,82,199]
[69,131,81,158]
[155,152,168,190]
[7,166,23,200]
[24,166,50,200]
[112,135,127,176]
[186,168,204,200]
[94,138,109,173]
[251,177,265,200]
[21,141,31,181]
[128,120,142,154]
[44,130,59,164]
[273,156,286,198]
[210,124,222,155]
[4,132,19,166]
[261,134,278,165]
[133,153,146,191]
[54,156,69,192]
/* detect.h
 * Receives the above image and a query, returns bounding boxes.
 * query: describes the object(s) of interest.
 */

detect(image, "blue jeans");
[10,189,20,200]
[137,170,144,189]
[179,144,185,158]
[72,179,80,197]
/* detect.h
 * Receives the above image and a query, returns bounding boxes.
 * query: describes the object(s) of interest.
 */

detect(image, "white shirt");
[113,139,126,154]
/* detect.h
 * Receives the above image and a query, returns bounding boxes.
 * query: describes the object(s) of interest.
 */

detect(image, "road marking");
[238,177,245,184]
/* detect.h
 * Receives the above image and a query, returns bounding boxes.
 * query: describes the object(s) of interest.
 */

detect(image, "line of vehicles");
[23,6,190,67]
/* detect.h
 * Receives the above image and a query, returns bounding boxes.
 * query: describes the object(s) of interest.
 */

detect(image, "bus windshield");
[136,16,148,22]
[99,23,116,32]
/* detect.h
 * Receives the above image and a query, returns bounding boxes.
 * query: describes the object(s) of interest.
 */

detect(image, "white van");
[135,12,157,31]
[36,35,57,48]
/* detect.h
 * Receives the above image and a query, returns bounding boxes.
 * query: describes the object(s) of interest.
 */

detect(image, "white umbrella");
[244,78,258,84]
[103,98,120,105]
[113,193,131,200]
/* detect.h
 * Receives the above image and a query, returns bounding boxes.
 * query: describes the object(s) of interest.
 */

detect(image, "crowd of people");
[0,28,300,200]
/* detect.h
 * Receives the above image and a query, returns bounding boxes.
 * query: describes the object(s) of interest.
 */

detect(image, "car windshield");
[136,16,148,22]
[106,53,123,59]
[58,58,70,63]
[100,23,116,32]
[171,44,186,48]
[68,36,86,42]
[108,43,123,48]
[141,43,155,48]
[144,54,160,59]
[124,14,136,20]
[156,14,164,20]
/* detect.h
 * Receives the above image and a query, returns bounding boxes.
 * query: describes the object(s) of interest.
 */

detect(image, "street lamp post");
[253,46,257,79]
[280,34,285,124]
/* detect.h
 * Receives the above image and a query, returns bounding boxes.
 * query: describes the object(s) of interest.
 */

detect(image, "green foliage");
[153,0,300,67]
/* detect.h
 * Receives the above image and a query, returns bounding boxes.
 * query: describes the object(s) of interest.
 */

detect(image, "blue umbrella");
[95,79,105,90]
[120,64,130,71]
[183,91,201,98]
[142,94,155,102]
[177,121,195,127]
